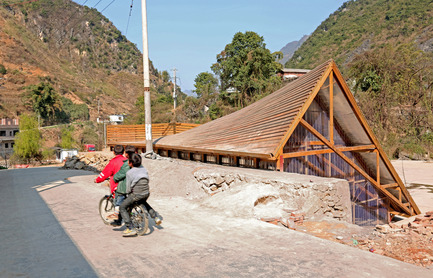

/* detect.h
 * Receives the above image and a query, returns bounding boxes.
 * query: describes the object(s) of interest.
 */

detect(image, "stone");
[333,205,344,211]
[225,175,235,184]
[375,225,390,233]
[279,217,296,229]
[74,161,85,170]
[408,222,422,229]
[215,176,224,185]
[332,211,345,218]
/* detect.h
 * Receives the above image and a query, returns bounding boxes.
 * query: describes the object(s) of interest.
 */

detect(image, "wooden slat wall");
[107,123,200,144]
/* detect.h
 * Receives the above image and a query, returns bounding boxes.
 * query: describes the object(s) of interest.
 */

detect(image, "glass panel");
[333,78,373,146]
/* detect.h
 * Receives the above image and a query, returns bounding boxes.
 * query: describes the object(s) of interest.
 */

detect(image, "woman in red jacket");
[94,145,126,194]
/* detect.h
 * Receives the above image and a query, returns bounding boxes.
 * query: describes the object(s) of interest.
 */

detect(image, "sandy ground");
[391,160,433,213]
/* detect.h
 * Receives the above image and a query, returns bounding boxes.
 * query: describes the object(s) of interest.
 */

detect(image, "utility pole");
[97,98,100,123]
[141,0,153,153]
[172,68,177,110]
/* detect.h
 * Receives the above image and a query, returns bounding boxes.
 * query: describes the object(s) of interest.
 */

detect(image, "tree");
[348,43,433,156]
[161,70,170,83]
[60,126,76,149]
[211,31,282,107]
[13,114,42,163]
[22,82,62,124]
[193,72,218,98]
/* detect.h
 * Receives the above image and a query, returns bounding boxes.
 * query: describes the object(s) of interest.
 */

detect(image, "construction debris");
[350,212,433,268]
[261,210,306,230]
[61,153,114,172]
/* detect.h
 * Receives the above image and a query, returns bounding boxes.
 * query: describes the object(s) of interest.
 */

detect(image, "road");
[1,167,432,277]
[0,167,97,277]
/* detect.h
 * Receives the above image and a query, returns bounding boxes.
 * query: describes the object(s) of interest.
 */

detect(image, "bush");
[0,64,6,74]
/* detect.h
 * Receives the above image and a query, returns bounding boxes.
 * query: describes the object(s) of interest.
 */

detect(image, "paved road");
[0,167,97,277]
[1,167,433,277]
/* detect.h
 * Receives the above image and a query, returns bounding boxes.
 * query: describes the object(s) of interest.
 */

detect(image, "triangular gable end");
[274,60,420,220]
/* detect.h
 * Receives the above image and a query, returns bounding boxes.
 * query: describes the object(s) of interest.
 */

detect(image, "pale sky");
[74,0,347,92]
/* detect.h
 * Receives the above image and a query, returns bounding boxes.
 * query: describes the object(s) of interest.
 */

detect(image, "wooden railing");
[107,123,200,145]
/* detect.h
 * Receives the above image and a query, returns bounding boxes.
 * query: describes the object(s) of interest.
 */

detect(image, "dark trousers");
[119,193,157,228]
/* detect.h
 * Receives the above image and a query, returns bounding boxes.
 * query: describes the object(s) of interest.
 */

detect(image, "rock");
[336,236,343,240]
[279,217,295,229]
[376,224,391,233]
[215,176,224,185]
[74,161,85,170]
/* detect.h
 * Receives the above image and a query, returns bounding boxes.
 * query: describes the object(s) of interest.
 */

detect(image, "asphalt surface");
[1,166,433,278]
[0,167,98,278]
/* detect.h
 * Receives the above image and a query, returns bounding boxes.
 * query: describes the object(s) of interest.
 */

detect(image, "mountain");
[278,35,309,66]
[285,0,433,69]
[0,0,178,122]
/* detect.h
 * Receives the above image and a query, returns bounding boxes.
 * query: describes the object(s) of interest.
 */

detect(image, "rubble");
[350,211,433,268]
[61,152,114,172]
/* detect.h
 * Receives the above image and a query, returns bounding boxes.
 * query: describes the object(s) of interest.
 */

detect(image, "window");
[5,143,8,148]
[0,131,5,136]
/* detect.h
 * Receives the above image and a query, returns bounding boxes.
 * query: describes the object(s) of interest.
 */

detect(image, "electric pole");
[172,68,177,110]
[141,0,153,153]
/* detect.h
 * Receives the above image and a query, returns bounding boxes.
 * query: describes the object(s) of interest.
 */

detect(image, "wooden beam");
[299,118,413,216]
[329,71,334,145]
[274,63,334,158]
[382,183,399,188]
[376,150,380,185]
[155,144,274,160]
[389,211,410,218]
[280,144,376,159]
[331,62,420,215]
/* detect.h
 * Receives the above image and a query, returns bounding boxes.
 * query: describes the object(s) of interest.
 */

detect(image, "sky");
[74,0,347,93]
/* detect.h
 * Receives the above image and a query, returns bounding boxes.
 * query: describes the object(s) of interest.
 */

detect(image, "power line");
[100,0,116,13]
[92,0,103,9]
[125,0,134,35]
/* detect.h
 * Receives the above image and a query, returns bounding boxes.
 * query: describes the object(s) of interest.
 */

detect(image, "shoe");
[122,228,137,237]
[109,220,122,226]
[154,217,162,226]
[107,213,118,220]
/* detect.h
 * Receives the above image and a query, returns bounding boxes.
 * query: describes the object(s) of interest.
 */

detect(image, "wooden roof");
[156,60,331,159]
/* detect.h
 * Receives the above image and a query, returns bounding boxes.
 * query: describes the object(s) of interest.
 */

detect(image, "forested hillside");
[285,0,433,159]
[286,0,433,69]
[0,0,182,124]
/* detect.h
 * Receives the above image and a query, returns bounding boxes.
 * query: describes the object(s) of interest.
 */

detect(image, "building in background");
[109,114,124,124]
[0,118,19,161]
[278,68,311,81]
